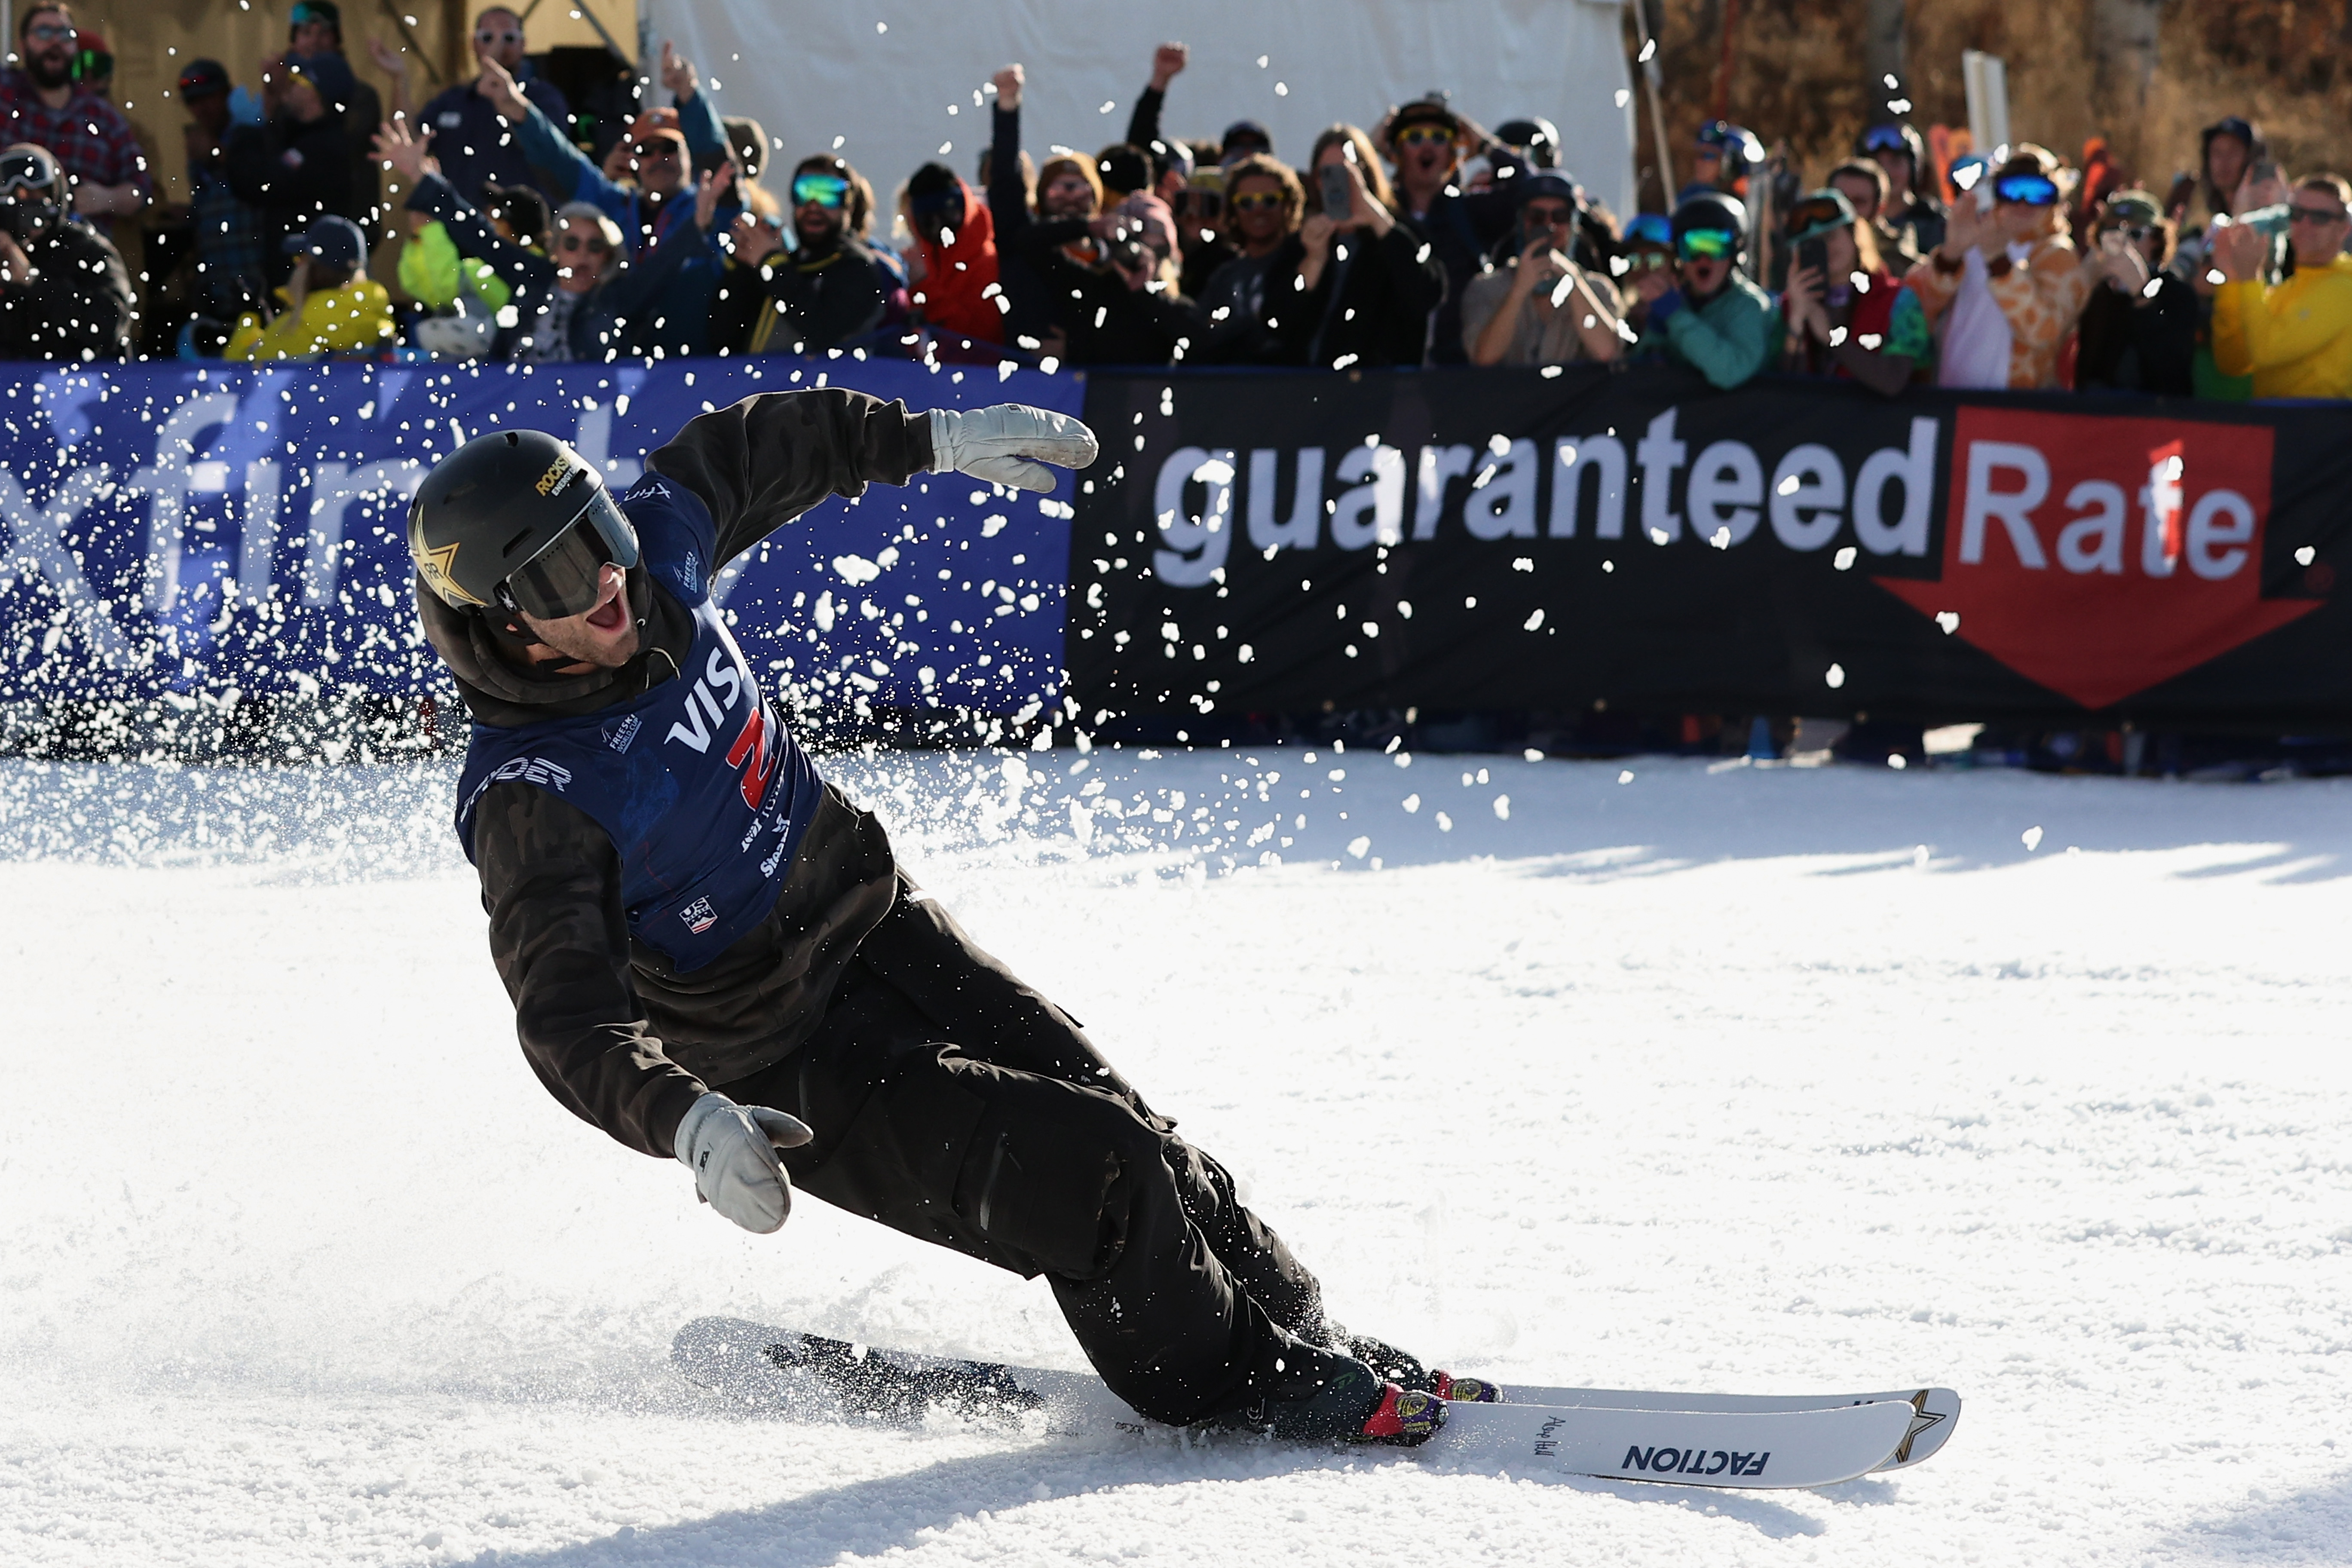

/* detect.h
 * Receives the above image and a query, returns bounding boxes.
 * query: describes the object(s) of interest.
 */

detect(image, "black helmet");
[1670,190,1747,245]
[407,429,640,618]
[1492,116,1561,169]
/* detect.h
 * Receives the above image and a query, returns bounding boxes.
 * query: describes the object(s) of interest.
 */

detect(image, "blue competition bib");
[453,474,824,972]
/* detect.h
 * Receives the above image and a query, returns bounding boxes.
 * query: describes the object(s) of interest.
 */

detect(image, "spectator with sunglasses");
[0,4,148,235]
[2075,190,2196,396]
[1906,147,2095,390]
[1461,172,1623,368]
[496,40,735,356]
[1634,193,1779,389]
[414,6,573,208]
[1191,153,1303,365]
[710,155,900,357]
[1381,97,1516,365]
[0,140,131,361]
[1778,189,1925,395]
[1683,120,1762,204]
[2209,174,2352,400]
[1855,122,1945,260]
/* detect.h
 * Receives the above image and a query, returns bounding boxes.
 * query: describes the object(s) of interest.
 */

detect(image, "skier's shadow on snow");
[456,1428,1858,1565]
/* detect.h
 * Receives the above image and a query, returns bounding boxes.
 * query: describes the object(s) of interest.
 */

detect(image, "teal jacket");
[1643,273,1782,389]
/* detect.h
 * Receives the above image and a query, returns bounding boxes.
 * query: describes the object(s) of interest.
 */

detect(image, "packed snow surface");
[4,748,2350,1565]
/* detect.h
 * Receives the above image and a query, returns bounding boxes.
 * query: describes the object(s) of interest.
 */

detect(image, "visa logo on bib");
[1879,407,2318,707]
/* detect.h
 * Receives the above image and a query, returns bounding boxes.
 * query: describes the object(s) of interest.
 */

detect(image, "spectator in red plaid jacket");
[0,3,147,234]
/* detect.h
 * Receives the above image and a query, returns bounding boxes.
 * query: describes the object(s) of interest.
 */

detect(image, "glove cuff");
[675,1090,729,1170]
[927,407,959,473]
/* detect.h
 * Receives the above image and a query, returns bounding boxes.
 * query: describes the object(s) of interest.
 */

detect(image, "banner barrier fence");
[5,358,2349,741]
[1070,365,2352,734]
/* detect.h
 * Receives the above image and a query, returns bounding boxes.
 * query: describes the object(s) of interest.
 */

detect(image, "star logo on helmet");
[419,540,484,606]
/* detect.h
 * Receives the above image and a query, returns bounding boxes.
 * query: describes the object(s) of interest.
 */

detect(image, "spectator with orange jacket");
[902,161,1001,348]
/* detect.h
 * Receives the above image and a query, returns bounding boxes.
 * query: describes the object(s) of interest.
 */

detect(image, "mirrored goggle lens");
[1623,213,1672,246]
[792,173,850,208]
[1786,199,1848,234]
[501,521,613,619]
[1676,227,1735,259]
[1861,125,1909,153]
[1994,174,2058,206]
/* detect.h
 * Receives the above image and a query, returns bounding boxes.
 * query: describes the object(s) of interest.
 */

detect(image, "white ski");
[1486,1381,1960,1471]
[671,1318,1936,1491]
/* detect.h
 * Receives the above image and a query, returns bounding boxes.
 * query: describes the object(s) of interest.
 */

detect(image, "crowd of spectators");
[0,11,2345,401]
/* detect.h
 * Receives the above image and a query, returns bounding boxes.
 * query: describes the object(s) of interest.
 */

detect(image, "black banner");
[1066,364,2352,731]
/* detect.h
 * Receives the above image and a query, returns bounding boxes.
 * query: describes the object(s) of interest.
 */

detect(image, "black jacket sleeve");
[472,783,709,1158]
[1124,85,1164,154]
[988,104,1029,244]
[408,169,557,303]
[646,388,934,564]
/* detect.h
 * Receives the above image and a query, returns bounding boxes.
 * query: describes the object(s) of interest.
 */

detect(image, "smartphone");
[1318,162,1353,217]
[1797,236,1827,280]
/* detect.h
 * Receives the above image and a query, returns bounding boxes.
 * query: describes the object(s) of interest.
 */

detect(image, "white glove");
[673,1091,814,1234]
[928,403,1099,494]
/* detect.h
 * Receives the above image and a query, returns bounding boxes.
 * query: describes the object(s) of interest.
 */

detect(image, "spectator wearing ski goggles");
[1910,146,2096,391]
[1688,120,1761,199]
[1637,191,1778,388]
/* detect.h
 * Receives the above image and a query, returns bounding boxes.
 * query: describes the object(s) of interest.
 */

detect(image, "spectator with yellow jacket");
[2209,174,2352,399]
[225,214,392,360]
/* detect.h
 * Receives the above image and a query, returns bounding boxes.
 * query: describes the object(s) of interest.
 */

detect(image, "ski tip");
[1873,1387,1961,1472]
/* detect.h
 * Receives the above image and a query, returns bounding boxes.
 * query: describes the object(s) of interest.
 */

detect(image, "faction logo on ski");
[1878,407,2318,707]
[1619,1442,1770,1478]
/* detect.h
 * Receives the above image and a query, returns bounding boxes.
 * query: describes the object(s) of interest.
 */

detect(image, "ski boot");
[1234,1342,1447,1447]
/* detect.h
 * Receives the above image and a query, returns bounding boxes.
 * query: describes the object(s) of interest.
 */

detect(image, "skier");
[407,390,1453,1447]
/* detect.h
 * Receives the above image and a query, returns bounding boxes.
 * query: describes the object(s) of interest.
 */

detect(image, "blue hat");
[284,214,365,268]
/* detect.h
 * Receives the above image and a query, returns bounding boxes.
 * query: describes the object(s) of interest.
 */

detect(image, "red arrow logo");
[1878,407,2317,708]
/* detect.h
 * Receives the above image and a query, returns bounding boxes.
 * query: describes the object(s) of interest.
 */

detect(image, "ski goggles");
[1783,195,1855,238]
[0,149,57,199]
[1992,173,2059,206]
[1623,212,1672,248]
[1859,123,1911,155]
[1675,226,1736,260]
[496,486,640,620]
[791,172,850,208]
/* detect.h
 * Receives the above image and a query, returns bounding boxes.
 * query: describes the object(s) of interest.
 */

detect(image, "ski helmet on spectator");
[1493,117,1562,169]
[1856,122,1925,171]
[408,430,640,619]
[1695,121,1763,167]
[1671,190,1747,244]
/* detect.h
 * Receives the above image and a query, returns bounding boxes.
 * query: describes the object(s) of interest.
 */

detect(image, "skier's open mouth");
[585,579,629,632]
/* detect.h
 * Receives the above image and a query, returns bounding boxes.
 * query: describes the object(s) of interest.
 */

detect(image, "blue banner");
[0,357,1084,718]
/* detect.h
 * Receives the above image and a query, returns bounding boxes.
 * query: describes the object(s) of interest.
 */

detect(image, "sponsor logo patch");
[603,713,641,753]
[679,896,718,934]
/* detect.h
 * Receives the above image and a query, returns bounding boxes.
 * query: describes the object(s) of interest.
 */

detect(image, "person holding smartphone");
[1272,125,1443,369]
[708,154,901,357]
[1777,188,1924,394]
[1460,171,1624,367]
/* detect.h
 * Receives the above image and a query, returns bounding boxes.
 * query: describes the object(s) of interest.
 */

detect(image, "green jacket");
[1646,273,1782,389]
[398,220,512,313]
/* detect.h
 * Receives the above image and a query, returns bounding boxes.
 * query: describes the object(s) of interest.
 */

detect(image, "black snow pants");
[714,876,1325,1427]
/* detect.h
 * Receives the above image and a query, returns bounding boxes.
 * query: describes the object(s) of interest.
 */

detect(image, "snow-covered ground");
[4,746,2350,1566]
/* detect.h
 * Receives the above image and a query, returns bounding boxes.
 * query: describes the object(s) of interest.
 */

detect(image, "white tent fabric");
[641,0,1636,230]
